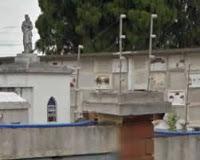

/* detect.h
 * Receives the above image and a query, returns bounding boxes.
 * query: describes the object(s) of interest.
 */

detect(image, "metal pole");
[76,45,82,90]
[147,16,153,91]
[147,14,157,91]
[75,45,83,120]
[184,64,191,129]
[119,16,123,95]
[119,14,126,95]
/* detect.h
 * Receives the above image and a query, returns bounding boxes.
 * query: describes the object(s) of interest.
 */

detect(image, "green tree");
[172,0,200,48]
[35,0,199,55]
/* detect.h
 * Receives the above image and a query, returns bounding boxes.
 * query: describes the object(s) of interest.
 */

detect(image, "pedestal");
[83,91,171,160]
[15,53,40,64]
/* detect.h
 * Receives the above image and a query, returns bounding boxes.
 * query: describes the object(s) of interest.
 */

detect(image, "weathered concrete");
[1,121,200,160]
[0,54,73,123]
[83,91,171,116]
[0,61,72,74]
[15,54,40,64]
[155,136,200,160]
[82,90,169,160]
[0,109,28,124]
[27,153,118,160]
[4,48,200,122]
[0,92,30,124]
[0,125,119,160]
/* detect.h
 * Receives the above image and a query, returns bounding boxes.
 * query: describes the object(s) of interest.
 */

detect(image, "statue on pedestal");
[21,14,33,53]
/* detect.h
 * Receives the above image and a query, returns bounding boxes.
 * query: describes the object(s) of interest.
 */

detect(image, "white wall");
[131,56,149,90]
[0,109,28,124]
[0,73,71,124]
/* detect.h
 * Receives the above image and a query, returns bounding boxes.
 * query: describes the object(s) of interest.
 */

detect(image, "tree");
[172,0,200,48]
[35,0,200,55]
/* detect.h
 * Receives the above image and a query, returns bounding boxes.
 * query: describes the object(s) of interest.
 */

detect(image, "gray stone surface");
[15,54,40,64]
[0,98,30,124]
[83,91,171,116]
[27,153,118,160]
[0,102,29,110]
[0,62,73,74]
[0,54,73,74]
[0,109,28,124]
[155,136,200,160]
[0,126,119,159]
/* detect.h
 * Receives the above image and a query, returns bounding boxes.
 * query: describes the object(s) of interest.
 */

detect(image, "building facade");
[39,48,200,123]
[0,54,73,124]
[1,48,200,123]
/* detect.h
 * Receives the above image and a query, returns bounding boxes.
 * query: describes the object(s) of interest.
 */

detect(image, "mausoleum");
[0,53,73,124]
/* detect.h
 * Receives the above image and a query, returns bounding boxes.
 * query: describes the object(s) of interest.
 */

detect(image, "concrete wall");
[130,56,149,90]
[0,109,28,124]
[0,125,119,160]
[27,153,118,160]
[1,122,200,160]
[125,53,200,121]
[48,56,128,91]
[148,53,200,122]
[0,74,71,124]
[44,51,200,122]
[129,53,200,123]
[155,136,200,160]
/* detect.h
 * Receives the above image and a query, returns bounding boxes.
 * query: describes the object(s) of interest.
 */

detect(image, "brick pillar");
[120,115,154,160]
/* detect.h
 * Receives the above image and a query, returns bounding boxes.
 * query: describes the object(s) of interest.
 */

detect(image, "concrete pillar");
[83,91,171,160]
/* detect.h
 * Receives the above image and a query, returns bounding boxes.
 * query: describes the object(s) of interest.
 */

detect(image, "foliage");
[167,113,178,131]
[35,0,200,55]
[177,0,200,48]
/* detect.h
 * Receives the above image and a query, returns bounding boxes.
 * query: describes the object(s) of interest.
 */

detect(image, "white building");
[0,54,73,124]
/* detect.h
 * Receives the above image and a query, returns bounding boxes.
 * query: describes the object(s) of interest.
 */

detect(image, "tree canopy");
[35,0,200,55]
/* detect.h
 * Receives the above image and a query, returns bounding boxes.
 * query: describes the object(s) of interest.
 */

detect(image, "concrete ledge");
[84,101,170,116]
[0,102,30,110]
[155,136,200,160]
[15,54,40,64]
[83,91,171,116]
[0,125,119,159]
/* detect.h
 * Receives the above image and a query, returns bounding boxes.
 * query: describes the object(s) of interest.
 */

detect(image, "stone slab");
[83,91,171,116]
[0,126,119,159]
[15,53,40,64]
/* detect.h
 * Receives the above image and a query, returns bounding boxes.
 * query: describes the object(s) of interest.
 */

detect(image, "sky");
[0,0,41,57]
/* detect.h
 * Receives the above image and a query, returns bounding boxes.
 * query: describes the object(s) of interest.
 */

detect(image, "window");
[47,97,57,122]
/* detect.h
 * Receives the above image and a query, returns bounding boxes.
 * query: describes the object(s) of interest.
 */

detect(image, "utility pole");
[147,14,157,91]
[119,14,126,95]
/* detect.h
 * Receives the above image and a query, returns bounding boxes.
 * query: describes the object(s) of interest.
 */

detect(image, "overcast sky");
[0,0,41,57]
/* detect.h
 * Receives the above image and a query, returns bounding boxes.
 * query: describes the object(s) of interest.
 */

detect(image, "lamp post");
[147,14,157,91]
[75,44,84,120]
[119,14,126,95]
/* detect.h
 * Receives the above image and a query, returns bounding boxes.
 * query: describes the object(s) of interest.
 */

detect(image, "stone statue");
[21,14,33,53]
